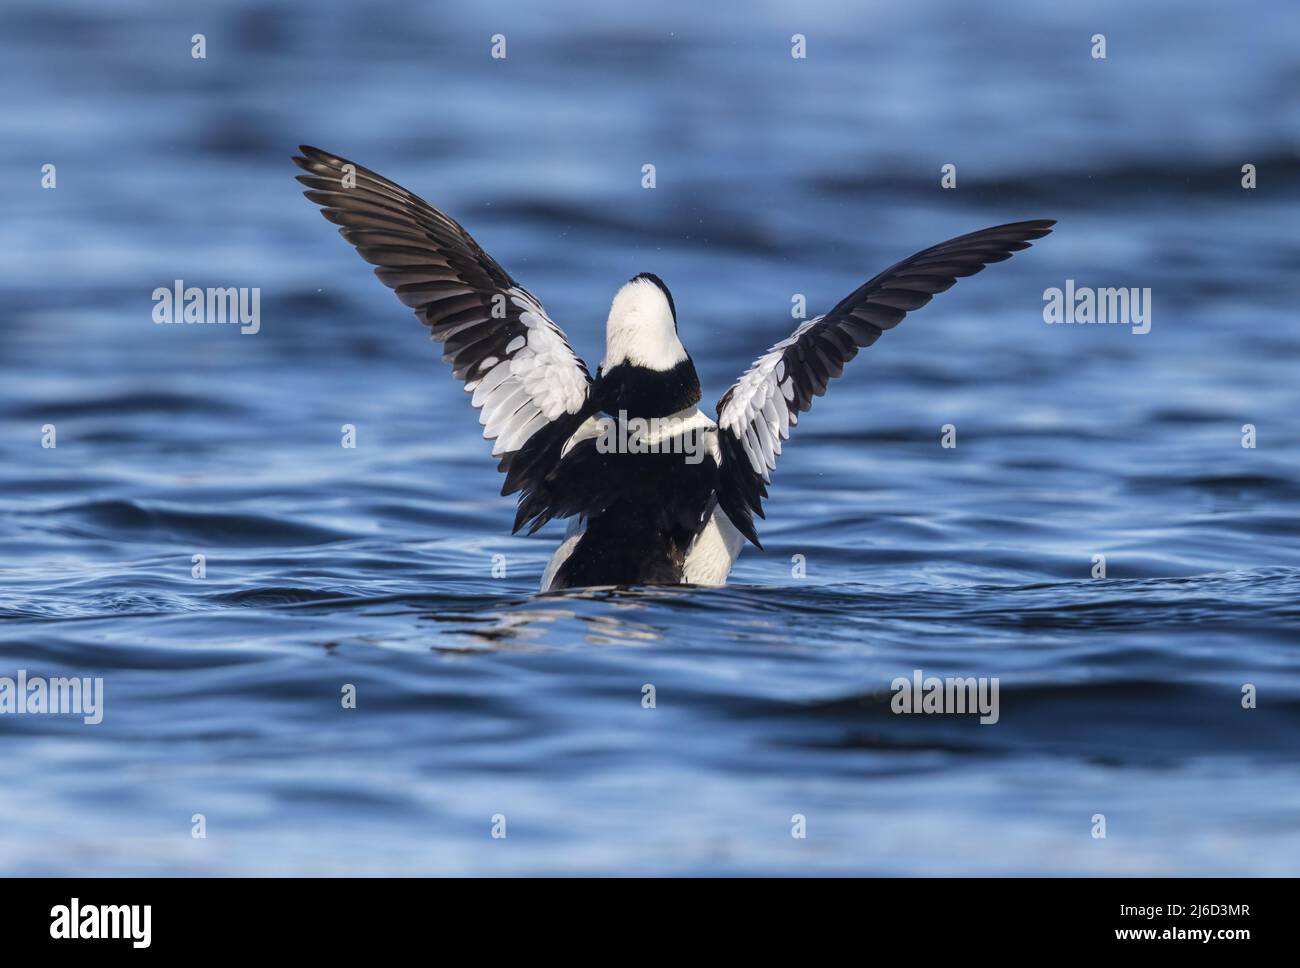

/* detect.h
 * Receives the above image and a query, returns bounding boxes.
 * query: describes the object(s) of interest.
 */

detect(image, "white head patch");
[601,276,687,371]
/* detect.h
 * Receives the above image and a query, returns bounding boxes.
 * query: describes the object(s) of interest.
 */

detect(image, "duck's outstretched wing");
[714,219,1055,547]
[293,145,593,509]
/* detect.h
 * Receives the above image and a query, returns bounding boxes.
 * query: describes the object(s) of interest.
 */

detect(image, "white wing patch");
[717,316,821,480]
[463,288,589,457]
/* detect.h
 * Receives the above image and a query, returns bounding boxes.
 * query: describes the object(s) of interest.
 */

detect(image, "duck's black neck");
[595,358,701,419]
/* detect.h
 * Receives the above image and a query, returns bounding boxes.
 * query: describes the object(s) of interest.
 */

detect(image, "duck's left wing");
[293,145,593,509]
[715,219,1055,547]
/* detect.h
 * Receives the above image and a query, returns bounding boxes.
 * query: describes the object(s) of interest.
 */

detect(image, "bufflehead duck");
[293,145,1053,591]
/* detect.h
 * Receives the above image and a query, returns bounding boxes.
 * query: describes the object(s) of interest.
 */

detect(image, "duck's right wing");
[293,145,593,513]
[714,219,1056,547]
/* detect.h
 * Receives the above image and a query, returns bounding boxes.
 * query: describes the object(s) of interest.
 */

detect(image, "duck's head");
[601,272,685,372]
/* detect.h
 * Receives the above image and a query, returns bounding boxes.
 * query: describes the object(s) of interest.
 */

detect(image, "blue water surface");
[1,0,1299,874]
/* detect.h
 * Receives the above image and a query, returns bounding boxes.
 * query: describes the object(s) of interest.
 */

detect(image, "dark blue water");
[2,0,1299,874]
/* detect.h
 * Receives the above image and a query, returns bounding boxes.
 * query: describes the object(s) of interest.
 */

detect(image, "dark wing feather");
[292,145,593,518]
[715,219,1055,547]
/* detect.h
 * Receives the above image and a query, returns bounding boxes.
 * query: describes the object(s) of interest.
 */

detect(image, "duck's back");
[540,410,739,590]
